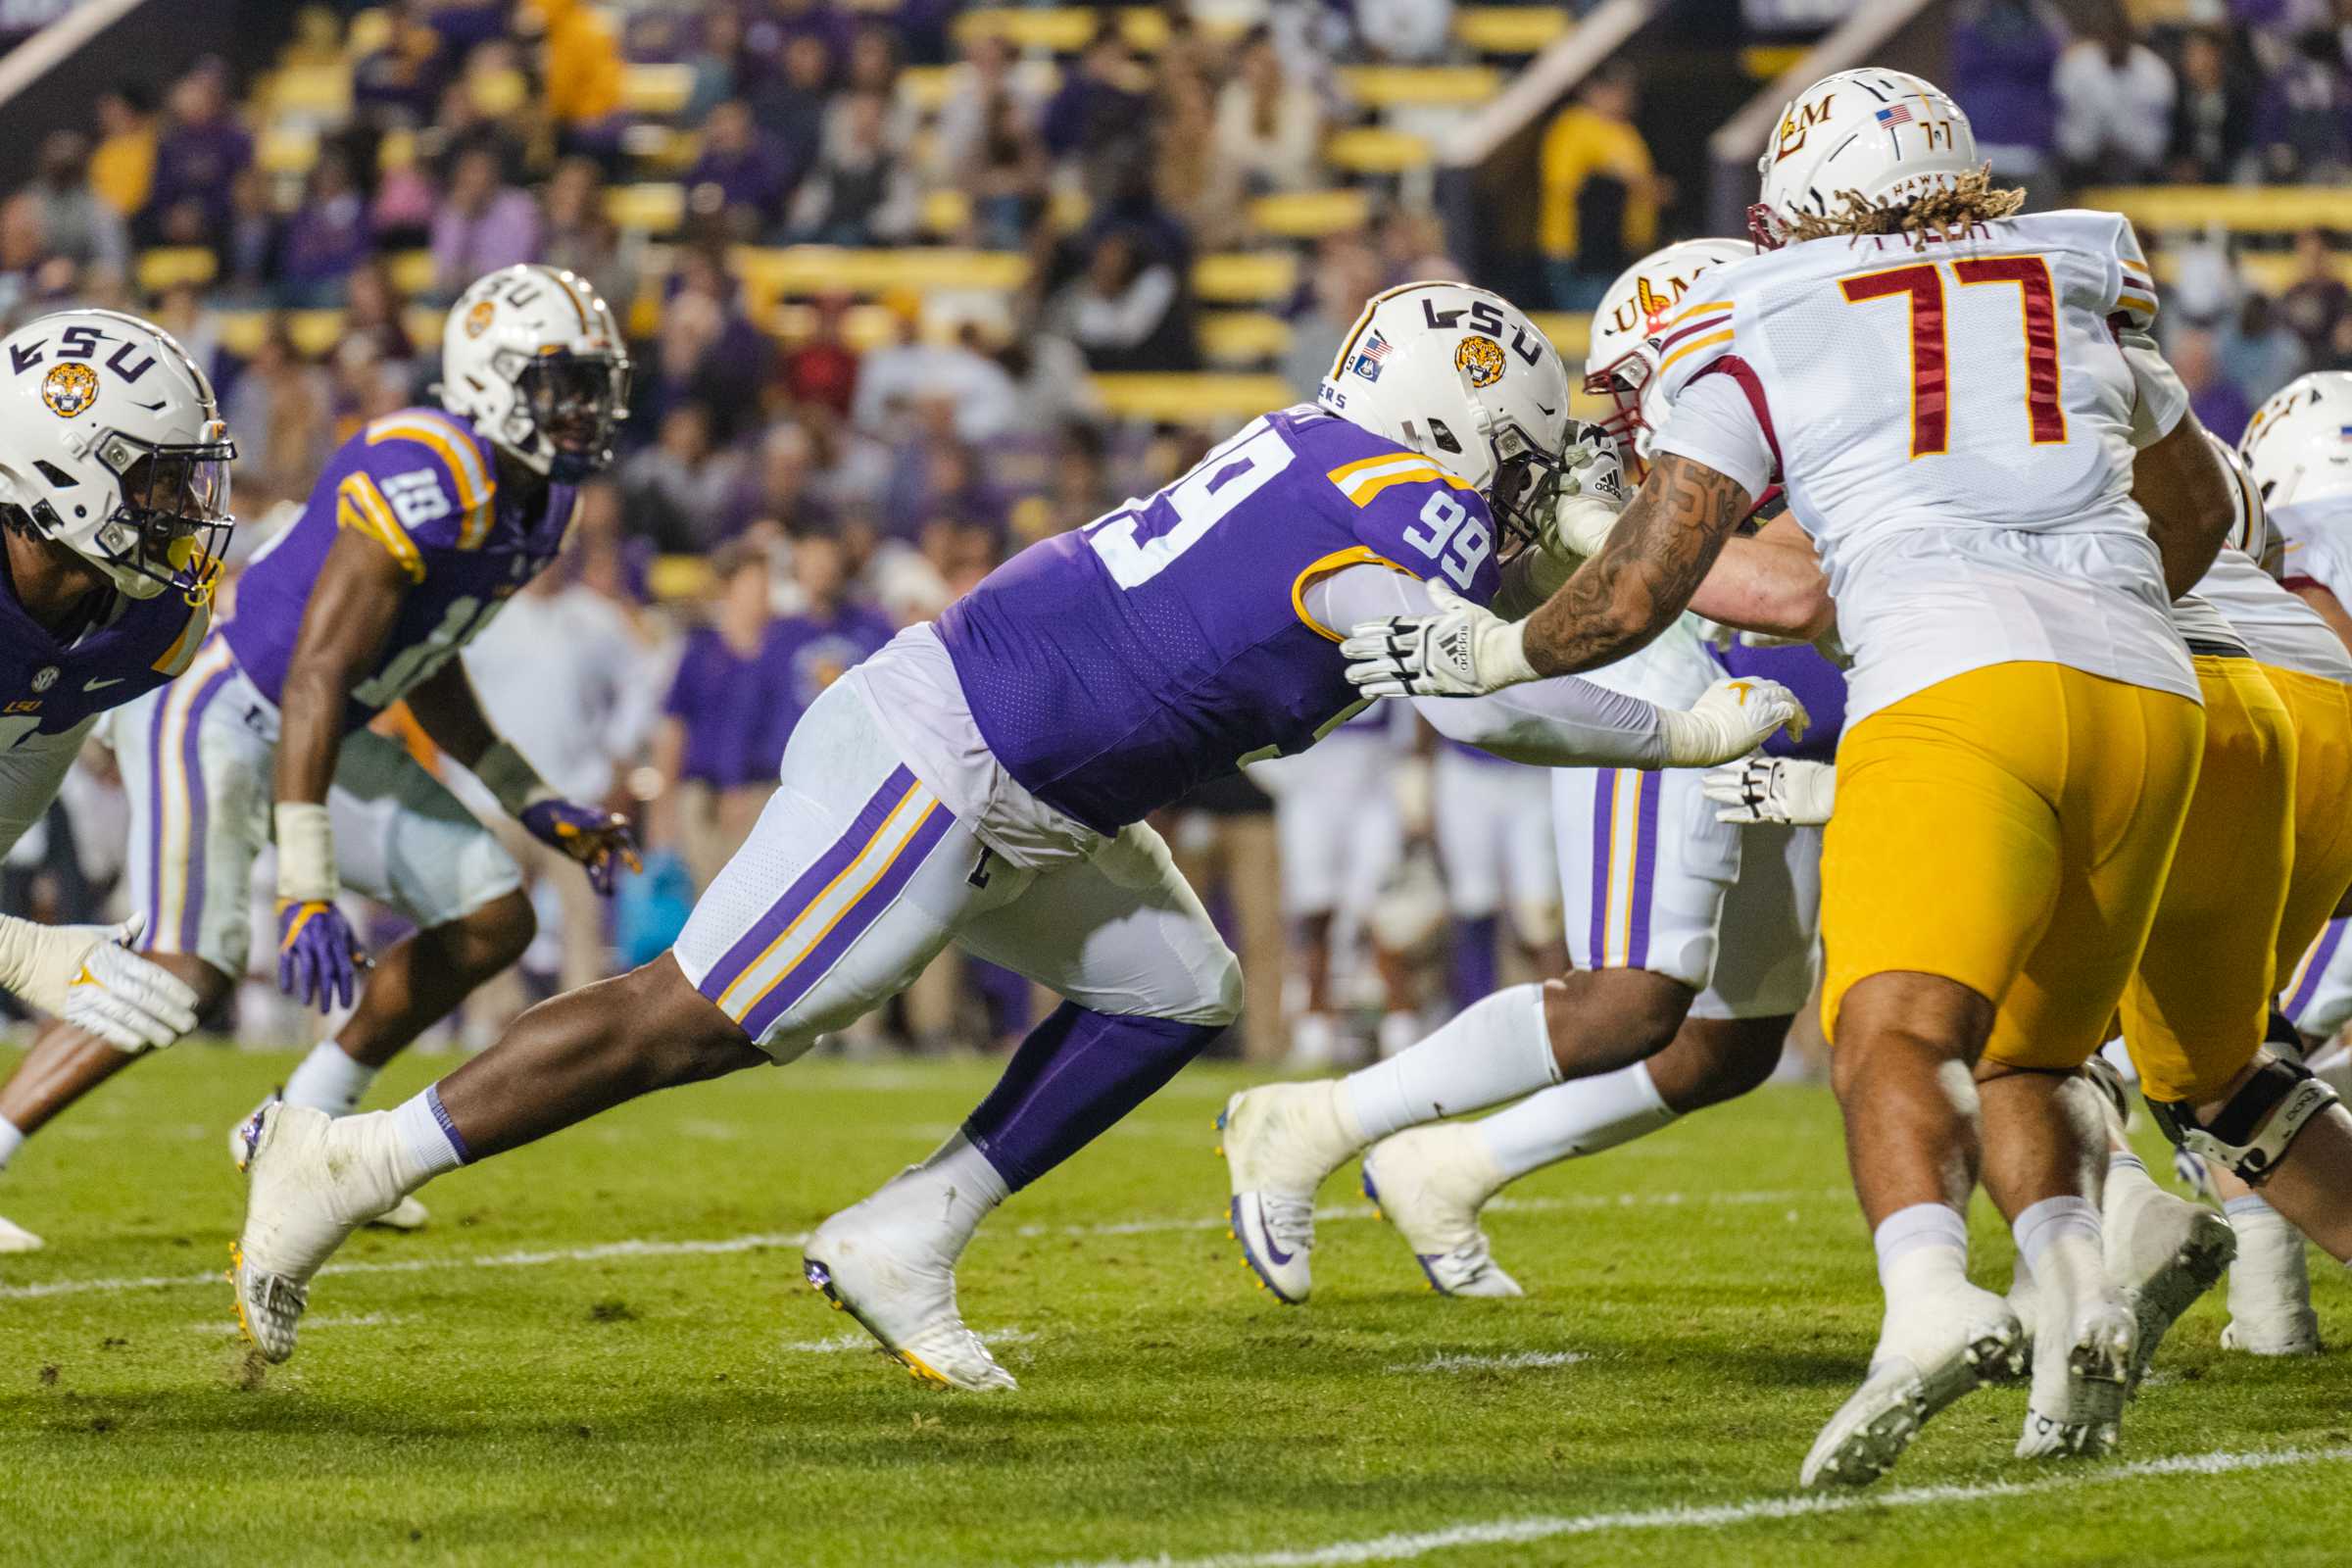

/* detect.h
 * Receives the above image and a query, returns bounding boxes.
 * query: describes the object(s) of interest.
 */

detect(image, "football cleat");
[229,1102,406,1363]
[230,1091,428,1232]
[2104,1180,2233,1391]
[1800,1282,2023,1488]
[1219,1083,1360,1304]
[2221,1202,2322,1356]
[1360,1125,1521,1298]
[0,1211,41,1252]
[2017,1299,2134,1459]
[803,1201,1015,1393]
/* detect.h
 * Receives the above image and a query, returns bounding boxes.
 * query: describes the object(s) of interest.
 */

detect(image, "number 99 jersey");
[934,405,1499,835]
[222,407,578,734]
[1651,210,2198,725]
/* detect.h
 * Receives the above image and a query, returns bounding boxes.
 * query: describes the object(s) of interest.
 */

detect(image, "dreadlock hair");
[1780,167,2027,250]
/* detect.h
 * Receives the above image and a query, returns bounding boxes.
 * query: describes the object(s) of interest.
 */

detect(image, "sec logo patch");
[1454,334,1505,389]
[41,362,97,418]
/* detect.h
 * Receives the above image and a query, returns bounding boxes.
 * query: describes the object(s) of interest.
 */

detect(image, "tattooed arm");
[1519,454,1756,676]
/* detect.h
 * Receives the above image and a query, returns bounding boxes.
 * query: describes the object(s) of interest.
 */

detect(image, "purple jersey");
[1716,638,1847,762]
[938,407,1501,833]
[0,580,209,747]
[224,408,577,733]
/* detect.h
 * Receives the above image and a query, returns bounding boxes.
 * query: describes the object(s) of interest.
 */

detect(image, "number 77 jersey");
[1650,209,2197,724]
[934,404,1500,834]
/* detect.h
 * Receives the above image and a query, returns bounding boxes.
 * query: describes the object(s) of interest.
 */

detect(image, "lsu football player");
[1341,69,2352,1484]
[1220,239,1851,1301]
[0,266,637,1241]
[0,309,236,1250]
[227,281,1807,1386]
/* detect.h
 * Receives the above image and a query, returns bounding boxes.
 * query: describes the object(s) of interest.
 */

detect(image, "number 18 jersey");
[1652,210,2198,725]
[935,405,1501,834]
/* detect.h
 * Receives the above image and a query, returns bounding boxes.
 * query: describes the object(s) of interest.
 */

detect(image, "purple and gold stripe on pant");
[695,764,955,1039]
[1582,767,1662,971]
[144,635,238,955]
[2282,917,2346,1025]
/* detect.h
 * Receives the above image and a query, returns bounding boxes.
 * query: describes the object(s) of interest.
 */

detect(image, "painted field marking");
[1042,1445,2352,1568]
[1386,1349,1588,1374]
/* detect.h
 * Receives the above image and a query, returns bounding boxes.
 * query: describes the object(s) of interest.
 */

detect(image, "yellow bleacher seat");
[1324,127,1433,175]
[257,126,319,177]
[346,7,393,57]
[136,248,217,294]
[650,555,715,602]
[269,64,352,119]
[1454,7,1570,54]
[386,249,436,298]
[1194,251,1298,305]
[403,304,445,350]
[286,310,345,359]
[903,66,956,114]
[607,183,686,237]
[1740,45,1810,80]
[1527,312,1592,366]
[621,63,694,119]
[730,247,1031,317]
[1091,372,1294,424]
[214,311,268,359]
[1338,66,1499,108]
[954,7,1170,53]
[2085,185,2352,234]
[922,188,972,238]
[1199,312,1293,367]
[1248,189,1372,240]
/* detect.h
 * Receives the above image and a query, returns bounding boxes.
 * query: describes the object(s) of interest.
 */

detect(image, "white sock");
[2106,1148,2159,1203]
[1477,1060,1675,1182]
[388,1086,469,1188]
[2012,1195,2102,1290]
[1341,984,1555,1145]
[282,1041,379,1117]
[881,1130,1009,1256]
[0,1115,22,1173]
[1873,1201,1971,1295]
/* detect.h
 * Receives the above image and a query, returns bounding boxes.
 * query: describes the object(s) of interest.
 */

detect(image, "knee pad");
[2144,1054,2341,1186]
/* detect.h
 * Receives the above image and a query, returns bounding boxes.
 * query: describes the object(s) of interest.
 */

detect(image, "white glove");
[1343,579,1542,699]
[1541,437,1629,563]
[1656,676,1810,767]
[1702,755,1838,825]
[0,914,199,1053]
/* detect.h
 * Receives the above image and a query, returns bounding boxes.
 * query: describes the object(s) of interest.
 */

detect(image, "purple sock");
[1450,915,1499,1011]
[962,1003,1223,1191]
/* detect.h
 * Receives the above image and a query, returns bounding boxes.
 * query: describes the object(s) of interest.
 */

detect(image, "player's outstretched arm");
[408,660,641,896]
[2132,412,2235,600]
[1689,515,1837,643]
[1520,454,1755,677]
[272,529,410,1010]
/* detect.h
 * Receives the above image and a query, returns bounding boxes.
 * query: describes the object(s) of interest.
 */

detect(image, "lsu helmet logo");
[464,299,497,338]
[40,362,97,418]
[1454,334,1506,389]
[1773,94,1835,165]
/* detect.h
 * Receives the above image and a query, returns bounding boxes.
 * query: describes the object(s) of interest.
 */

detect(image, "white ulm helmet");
[1317,280,1573,546]
[2240,372,2352,510]
[0,308,232,602]
[1751,68,1979,249]
[1584,237,1753,473]
[438,264,630,482]
[2207,430,2267,560]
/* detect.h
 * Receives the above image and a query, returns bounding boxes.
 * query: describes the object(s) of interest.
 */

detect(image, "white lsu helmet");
[438,264,630,482]
[0,308,232,603]
[1584,237,1753,474]
[1751,68,1979,250]
[1317,280,1574,546]
[2239,371,2352,511]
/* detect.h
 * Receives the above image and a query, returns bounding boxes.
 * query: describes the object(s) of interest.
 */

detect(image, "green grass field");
[1,1044,2347,1566]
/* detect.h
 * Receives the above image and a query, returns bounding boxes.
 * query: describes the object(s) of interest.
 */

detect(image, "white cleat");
[229,1093,427,1232]
[2104,1183,2233,1391]
[1800,1282,2023,1489]
[2221,1203,2323,1356]
[2017,1298,2133,1459]
[230,1102,408,1364]
[0,1212,41,1252]
[1360,1125,1520,1298]
[1219,1083,1361,1304]
[803,1200,1015,1392]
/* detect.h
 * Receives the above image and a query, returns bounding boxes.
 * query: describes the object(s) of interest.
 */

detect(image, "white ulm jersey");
[1651,210,2196,724]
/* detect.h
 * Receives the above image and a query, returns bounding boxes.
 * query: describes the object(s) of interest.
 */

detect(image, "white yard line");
[1042,1446,2352,1568]
[1386,1350,1588,1374]
[780,1328,1040,1354]
[0,1188,1843,1302]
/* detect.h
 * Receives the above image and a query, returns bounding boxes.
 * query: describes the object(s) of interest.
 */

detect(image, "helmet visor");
[97,424,235,600]
[517,349,631,476]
